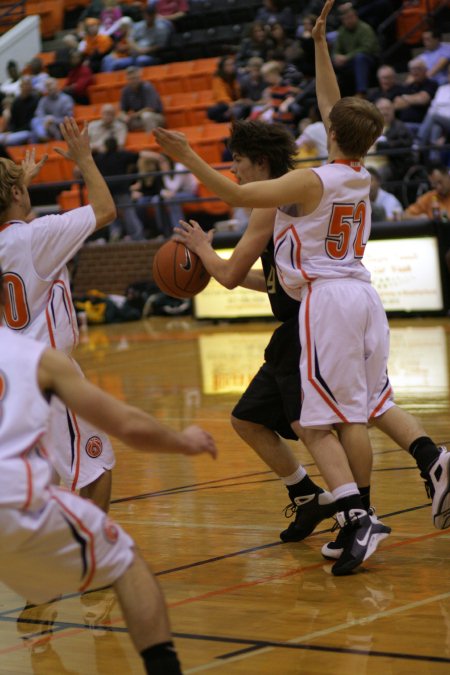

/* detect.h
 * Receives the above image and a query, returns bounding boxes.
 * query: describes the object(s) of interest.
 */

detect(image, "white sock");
[332,482,360,502]
[282,465,307,486]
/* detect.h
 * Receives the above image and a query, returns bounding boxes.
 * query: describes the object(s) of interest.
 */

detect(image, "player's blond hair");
[329,97,384,158]
[0,159,24,215]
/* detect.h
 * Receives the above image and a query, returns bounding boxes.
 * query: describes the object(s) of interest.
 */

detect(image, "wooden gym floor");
[1,316,450,674]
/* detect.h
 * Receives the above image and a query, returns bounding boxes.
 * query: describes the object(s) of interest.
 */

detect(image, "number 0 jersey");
[0,206,96,353]
[273,161,372,301]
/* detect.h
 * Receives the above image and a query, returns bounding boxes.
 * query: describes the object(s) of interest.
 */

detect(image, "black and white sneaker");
[331,508,391,577]
[280,491,337,542]
[322,508,391,561]
[423,447,450,530]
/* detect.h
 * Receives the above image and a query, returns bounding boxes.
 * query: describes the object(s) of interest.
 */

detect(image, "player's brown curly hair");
[228,120,298,178]
[329,97,384,158]
[0,158,24,215]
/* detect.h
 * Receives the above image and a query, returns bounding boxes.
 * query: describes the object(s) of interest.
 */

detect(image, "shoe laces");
[283,503,297,519]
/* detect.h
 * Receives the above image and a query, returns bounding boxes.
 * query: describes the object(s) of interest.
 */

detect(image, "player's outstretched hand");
[179,425,218,459]
[312,0,334,41]
[173,219,213,253]
[21,148,48,186]
[54,117,91,164]
[153,127,191,162]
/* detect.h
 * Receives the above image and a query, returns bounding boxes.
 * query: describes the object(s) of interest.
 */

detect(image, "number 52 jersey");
[0,206,96,353]
[273,161,372,301]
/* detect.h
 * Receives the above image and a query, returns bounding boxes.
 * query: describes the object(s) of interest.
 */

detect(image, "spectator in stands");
[393,58,438,134]
[79,17,114,73]
[414,64,450,163]
[404,162,450,220]
[368,64,404,102]
[62,51,94,105]
[101,17,137,71]
[256,60,300,133]
[235,21,274,72]
[28,57,50,95]
[267,22,302,66]
[153,155,198,237]
[295,14,317,78]
[419,28,450,86]
[0,60,22,98]
[93,136,140,240]
[238,57,268,113]
[88,103,128,152]
[207,56,247,123]
[48,34,80,79]
[100,0,123,34]
[256,0,296,35]
[30,78,74,143]
[332,3,380,96]
[126,150,165,239]
[130,4,172,66]
[0,77,39,146]
[368,167,403,221]
[153,0,189,24]
[0,61,20,96]
[295,113,328,166]
[369,97,414,182]
[119,65,164,131]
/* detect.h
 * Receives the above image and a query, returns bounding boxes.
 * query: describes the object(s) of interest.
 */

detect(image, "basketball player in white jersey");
[153,0,450,573]
[0,118,117,512]
[0,266,217,674]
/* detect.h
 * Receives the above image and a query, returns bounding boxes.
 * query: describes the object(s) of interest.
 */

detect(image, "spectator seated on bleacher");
[369,97,413,183]
[125,150,165,240]
[237,57,268,112]
[0,60,22,98]
[266,21,302,65]
[88,103,128,152]
[235,21,275,73]
[419,28,450,87]
[27,58,50,96]
[79,17,114,73]
[393,57,438,135]
[295,14,317,79]
[100,0,123,35]
[256,0,296,35]
[0,77,40,147]
[332,3,380,96]
[207,56,248,123]
[129,4,173,67]
[93,136,141,240]
[153,154,198,237]
[403,162,450,221]
[367,64,404,103]
[415,64,450,163]
[119,65,164,131]
[63,51,94,105]
[48,34,80,79]
[101,16,137,71]
[152,0,189,24]
[253,60,300,133]
[368,166,403,221]
[30,78,74,143]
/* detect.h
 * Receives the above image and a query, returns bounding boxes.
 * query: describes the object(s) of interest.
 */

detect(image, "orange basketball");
[152,240,211,299]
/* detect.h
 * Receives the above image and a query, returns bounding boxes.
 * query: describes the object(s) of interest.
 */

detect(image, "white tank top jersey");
[273,161,372,301]
[0,206,96,354]
[0,329,52,509]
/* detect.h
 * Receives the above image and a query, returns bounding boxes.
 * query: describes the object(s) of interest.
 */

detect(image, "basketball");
[152,240,211,299]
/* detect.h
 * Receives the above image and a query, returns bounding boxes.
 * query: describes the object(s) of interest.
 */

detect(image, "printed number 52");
[325,202,367,260]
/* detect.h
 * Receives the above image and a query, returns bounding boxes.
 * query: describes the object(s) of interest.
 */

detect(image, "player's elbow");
[95,203,117,229]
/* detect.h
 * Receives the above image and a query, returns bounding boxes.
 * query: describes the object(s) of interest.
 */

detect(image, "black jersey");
[261,238,299,322]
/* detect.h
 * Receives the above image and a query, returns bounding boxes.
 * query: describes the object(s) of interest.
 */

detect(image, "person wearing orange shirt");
[404,162,450,220]
[79,18,113,73]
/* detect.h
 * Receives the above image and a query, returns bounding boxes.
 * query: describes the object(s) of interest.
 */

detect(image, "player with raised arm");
[0,118,117,513]
[173,120,337,542]
[154,0,450,574]
[0,267,216,675]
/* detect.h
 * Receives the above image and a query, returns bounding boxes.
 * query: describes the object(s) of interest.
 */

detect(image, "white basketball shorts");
[0,487,134,604]
[298,278,394,428]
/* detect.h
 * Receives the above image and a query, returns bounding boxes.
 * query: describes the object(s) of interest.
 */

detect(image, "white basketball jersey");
[0,206,96,353]
[273,161,372,300]
[0,329,52,509]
